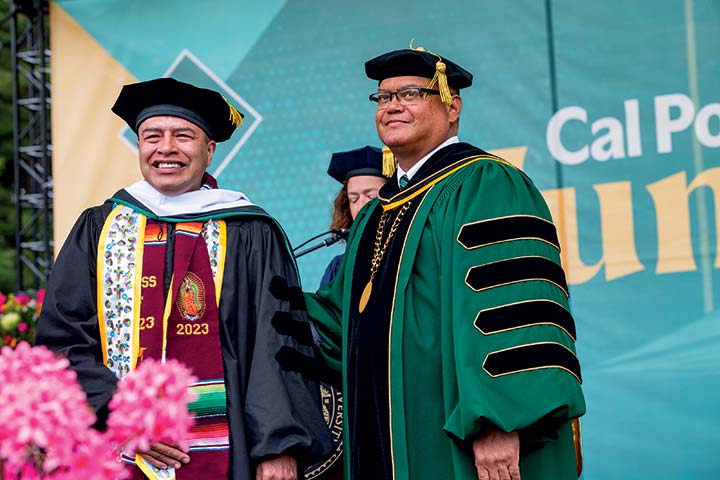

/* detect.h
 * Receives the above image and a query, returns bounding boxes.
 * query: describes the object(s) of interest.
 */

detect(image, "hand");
[255,454,297,480]
[473,427,521,480]
[138,442,190,470]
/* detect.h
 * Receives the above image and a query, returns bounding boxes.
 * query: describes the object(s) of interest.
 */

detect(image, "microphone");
[293,229,349,258]
[330,228,350,240]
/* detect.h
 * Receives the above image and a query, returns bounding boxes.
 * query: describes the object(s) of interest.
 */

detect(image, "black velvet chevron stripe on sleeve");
[271,311,316,346]
[269,275,306,310]
[275,346,343,389]
[475,299,576,341]
[483,342,582,383]
[457,215,560,250]
[465,256,569,298]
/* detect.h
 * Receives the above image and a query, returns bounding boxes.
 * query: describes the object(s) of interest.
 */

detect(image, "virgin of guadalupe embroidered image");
[177,272,206,321]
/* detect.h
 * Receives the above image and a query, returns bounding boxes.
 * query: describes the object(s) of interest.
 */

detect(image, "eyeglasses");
[369,87,440,108]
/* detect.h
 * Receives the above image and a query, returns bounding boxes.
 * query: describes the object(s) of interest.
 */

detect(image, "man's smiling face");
[137,115,216,196]
[374,75,459,167]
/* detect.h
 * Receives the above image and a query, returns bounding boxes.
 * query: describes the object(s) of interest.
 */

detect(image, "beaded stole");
[97,206,224,379]
[97,205,146,378]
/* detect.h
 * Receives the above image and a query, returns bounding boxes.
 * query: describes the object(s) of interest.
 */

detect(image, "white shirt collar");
[124,180,254,217]
[396,136,459,187]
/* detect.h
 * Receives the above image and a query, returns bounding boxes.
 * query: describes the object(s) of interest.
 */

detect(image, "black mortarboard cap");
[111,77,244,142]
[365,47,473,104]
[327,146,387,184]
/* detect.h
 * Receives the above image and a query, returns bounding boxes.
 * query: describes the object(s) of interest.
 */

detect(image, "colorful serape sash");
[187,379,230,451]
[98,207,229,480]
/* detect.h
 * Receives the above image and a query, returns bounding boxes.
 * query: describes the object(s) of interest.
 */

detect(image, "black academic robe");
[36,191,332,480]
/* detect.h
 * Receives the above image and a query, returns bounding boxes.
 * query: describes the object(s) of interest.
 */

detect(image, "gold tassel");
[381,145,396,177]
[410,40,453,105]
[435,61,452,105]
[425,72,439,96]
[223,96,244,128]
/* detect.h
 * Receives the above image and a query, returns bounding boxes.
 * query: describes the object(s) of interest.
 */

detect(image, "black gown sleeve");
[35,206,119,428]
[236,218,333,469]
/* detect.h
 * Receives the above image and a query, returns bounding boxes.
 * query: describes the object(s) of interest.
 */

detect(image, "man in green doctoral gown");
[303,46,586,480]
[36,78,331,480]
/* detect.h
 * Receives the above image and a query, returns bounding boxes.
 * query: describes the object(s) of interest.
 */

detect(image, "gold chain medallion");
[358,202,411,313]
[359,281,373,313]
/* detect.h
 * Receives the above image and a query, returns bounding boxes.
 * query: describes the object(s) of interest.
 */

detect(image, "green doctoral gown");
[304,142,586,480]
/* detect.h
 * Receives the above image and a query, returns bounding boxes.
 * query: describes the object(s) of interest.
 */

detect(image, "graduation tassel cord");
[382,145,396,177]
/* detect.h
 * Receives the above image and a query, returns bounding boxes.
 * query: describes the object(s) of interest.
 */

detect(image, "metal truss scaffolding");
[10,0,52,291]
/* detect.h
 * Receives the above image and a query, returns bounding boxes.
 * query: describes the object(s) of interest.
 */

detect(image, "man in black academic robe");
[36,78,331,480]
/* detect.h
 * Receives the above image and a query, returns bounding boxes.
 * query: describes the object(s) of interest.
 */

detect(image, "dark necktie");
[399,174,409,189]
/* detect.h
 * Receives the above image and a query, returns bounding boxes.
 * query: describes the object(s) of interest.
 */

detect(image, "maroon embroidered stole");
[131,220,229,479]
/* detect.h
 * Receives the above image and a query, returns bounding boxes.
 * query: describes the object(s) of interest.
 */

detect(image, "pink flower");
[0,343,96,475]
[15,294,30,306]
[0,344,191,479]
[0,292,6,312]
[106,358,197,453]
[3,461,41,480]
[36,289,46,305]
[18,322,28,333]
[52,429,130,480]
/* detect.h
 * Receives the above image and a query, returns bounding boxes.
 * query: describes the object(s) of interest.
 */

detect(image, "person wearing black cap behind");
[36,78,332,480]
[319,146,389,288]
[304,146,388,480]
[303,46,586,480]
